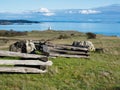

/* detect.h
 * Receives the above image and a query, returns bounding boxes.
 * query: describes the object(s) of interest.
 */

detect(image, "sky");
[0,0,120,12]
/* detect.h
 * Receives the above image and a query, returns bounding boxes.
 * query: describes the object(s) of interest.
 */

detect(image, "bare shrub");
[86,32,96,39]
[57,34,70,39]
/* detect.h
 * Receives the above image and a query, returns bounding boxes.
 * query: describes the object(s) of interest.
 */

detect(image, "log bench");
[0,60,52,73]
[0,50,53,73]
[47,44,90,58]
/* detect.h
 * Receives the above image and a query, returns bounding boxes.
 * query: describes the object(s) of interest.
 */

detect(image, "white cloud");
[38,8,50,13]
[35,8,55,16]
[65,10,77,14]
[68,11,73,14]
[65,9,101,14]
[43,12,55,16]
[79,10,101,14]
[0,11,24,14]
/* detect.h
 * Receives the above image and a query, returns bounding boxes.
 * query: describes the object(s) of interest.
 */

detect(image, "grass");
[0,30,120,90]
[0,55,119,90]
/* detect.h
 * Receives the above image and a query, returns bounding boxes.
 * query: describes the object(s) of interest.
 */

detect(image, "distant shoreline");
[0,20,40,25]
[1,19,120,25]
[0,20,120,37]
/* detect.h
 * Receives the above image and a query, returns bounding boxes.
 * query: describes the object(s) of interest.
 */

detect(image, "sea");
[0,22,120,37]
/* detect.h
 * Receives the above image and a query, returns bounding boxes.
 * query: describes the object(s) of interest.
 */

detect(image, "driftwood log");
[0,50,52,73]
[0,50,47,61]
[54,45,88,52]
[49,53,89,58]
[0,60,52,66]
[50,49,89,56]
[0,59,52,73]
[29,41,90,58]
[0,67,47,73]
[47,44,89,58]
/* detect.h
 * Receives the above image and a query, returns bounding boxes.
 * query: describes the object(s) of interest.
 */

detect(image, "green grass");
[0,54,119,90]
[0,30,120,90]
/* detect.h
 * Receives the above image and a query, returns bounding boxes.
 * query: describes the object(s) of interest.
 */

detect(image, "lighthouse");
[48,26,51,30]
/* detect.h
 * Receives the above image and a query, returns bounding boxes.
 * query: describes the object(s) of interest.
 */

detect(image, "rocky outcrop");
[9,40,36,53]
[72,41,95,51]
[9,41,26,53]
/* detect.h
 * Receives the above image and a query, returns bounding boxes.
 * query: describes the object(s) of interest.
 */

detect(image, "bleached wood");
[43,43,89,51]
[0,50,46,59]
[0,67,47,73]
[50,48,89,56]
[47,44,88,52]
[0,60,53,66]
[49,53,89,58]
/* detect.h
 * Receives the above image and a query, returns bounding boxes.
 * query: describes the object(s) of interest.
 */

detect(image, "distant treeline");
[0,20,40,25]
[0,30,27,37]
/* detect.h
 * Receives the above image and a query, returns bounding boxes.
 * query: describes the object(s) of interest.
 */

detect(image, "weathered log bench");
[0,50,53,73]
[47,44,90,58]
[0,50,46,59]
[0,60,52,73]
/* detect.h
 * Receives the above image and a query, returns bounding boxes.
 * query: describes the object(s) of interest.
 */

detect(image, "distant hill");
[94,4,120,12]
[0,4,120,23]
[0,20,39,25]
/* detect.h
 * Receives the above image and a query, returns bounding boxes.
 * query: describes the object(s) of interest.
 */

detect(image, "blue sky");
[0,0,120,12]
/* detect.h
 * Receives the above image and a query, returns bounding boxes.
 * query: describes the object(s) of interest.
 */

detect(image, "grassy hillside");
[0,30,120,90]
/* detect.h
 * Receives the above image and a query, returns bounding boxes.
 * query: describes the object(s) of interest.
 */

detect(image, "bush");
[0,30,27,37]
[57,34,70,39]
[86,32,96,39]
[70,33,75,36]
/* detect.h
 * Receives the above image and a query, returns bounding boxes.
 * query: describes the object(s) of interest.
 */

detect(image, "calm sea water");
[0,22,120,36]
